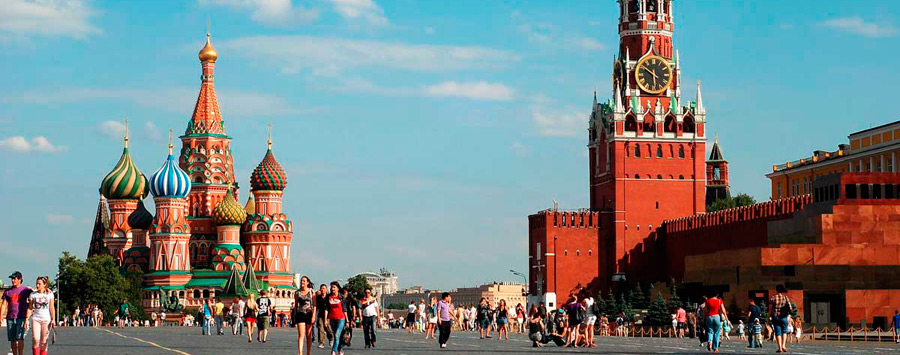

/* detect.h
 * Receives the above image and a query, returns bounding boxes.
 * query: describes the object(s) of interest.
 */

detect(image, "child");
[737,319,746,341]
[751,318,763,348]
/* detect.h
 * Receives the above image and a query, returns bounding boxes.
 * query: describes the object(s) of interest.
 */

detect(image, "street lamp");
[509,270,527,296]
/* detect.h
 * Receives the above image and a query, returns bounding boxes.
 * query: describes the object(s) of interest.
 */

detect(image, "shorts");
[497,317,508,325]
[406,315,416,326]
[245,316,257,324]
[517,318,524,324]
[772,316,788,336]
[479,318,490,328]
[6,319,25,341]
[583,315,597,326]
[257,316,270,330]
[678,322,686,329]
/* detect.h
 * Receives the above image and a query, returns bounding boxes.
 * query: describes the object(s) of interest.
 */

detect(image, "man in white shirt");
[407,302,417,333]
[359,288,380,348]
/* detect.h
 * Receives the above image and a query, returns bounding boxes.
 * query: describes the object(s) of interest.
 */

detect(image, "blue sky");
[1,0,899,290]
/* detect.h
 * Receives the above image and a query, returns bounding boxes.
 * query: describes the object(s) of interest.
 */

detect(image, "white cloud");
[0,0,101,39]
[199,0,318,27]
[820,16,898,38]
[575,37,605,51]
[326,0,387,26]
[532,105,586,137]
[0,136,66,153]
[98,120,125,139]
[8,87,307,117]
[222,35,518,75]
[145,121,162,141]
[46,214,74,224]
[424,81,513,101]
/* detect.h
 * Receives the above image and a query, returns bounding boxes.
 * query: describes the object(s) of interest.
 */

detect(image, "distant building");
[451,282,526,308]
[382,286,438,308]
[356,268,398,296]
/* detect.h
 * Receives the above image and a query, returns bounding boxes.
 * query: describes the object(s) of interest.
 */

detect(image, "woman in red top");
[704,291,728,353]
[323,281,346,355]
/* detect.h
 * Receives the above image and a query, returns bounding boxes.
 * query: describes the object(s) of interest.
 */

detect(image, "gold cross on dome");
[124,117,130,147]
[267,122,273,150]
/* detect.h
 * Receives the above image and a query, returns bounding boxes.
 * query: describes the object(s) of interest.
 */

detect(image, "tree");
[606,290,617,317]
[757,301,768,325]
[344,274,371,301]
[629,283,649,310]
[615,294,634,322]
[57,252,144,323]
[646,294,670,326]
[386,303,408,310]
[667,282,683,311]
[707,192,758,212]
[594,293,608,317]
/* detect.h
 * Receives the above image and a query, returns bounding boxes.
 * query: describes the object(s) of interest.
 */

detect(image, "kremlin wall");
[528,0,900,330]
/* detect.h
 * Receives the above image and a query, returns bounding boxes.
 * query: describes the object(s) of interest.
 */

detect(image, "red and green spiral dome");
[250,148,287,191]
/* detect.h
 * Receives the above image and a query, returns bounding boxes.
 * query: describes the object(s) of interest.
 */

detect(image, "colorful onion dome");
[150,148,192,199]
[127,201,154,230]
[198,32,218,63]
[250,147,287,191]
[213,188,247,226]
[100,147,149,200]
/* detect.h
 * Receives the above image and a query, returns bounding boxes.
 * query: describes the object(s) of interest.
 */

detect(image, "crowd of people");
[8,266,900,355]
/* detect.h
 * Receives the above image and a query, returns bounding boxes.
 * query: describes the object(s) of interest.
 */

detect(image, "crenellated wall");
[528,210,601,308]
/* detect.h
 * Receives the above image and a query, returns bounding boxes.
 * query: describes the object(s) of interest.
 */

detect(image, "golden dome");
[198,32,218,63]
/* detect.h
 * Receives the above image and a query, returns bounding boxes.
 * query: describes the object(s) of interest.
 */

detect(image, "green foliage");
[758,301,768,325]
[593,294,608,317]
[57,252,145,323]
[667,282,683,311]
[615,294,634,322]
[646,294,670,326]
[707,192,758,212]
[344,274,371,301]
[606,290,617,317]
[629,283,648,310]
[385,303,408,310]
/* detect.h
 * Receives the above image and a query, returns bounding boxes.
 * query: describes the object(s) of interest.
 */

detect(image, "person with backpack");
[564,294,585,347]
[769,284,793,353]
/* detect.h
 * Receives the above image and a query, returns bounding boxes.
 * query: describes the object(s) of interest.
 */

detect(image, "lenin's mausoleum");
[528,0,900,329]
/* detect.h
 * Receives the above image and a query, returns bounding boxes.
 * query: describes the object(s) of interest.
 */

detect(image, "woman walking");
[704,291,728,353]
[425,296,437,339]
[244,294,258,343]
[515,303,525,333]
[293,276,316,355]
[201,299,212,335]
[324,281,347,355]
[496,299,510,342]
[27,276,55,355]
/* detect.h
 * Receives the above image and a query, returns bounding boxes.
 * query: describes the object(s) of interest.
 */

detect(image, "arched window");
[634,175,641,179]
[657,174,663,179]
[202,289,210,299]
[656,145,663,158]
[679,175,685,180]
[683,116,696,133]
[634,145,641,157]
[625,116,637,132]
[669,145,674,158]
[664,116,676,132]
[647,0,658,12]
[190,245,197,263]
[193,290,200,299]
[678,146,685,158]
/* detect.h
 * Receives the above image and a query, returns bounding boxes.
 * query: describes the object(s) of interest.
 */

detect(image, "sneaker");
[440,344,447,348]
[318,344,325,349]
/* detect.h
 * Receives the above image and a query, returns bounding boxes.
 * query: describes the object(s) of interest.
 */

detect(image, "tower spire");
[168,129,173,154]
[696,79,705,115]
[266,122,273,150]
[124,117,129,148]
[614,83,625,113]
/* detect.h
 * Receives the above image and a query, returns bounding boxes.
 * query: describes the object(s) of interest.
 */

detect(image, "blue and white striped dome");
[150,153,192,198]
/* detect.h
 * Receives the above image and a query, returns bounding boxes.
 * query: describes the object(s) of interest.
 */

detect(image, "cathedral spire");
[614,83,625,113]
[186,31,226,136]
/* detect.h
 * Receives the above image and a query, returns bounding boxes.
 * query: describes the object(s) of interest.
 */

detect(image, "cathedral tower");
[146,136,193,287]
[244,125,294,287]
[211,187,248,271]
[589,0,706,285]
[99,121,149,267]
[180,32,235,269]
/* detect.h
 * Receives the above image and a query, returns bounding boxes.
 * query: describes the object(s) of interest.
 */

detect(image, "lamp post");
[509,269,527,296]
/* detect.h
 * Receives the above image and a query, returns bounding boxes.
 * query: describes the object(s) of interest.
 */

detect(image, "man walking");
[359,287,379,348]
[117,298,130,328]
[231,297,244,335]
[746,299,761,348]
[436,292,455,349]
[315,284,333,348]
[892,310,900,343]
[214,298,225,335]
[257,290,273,343]
[1,271,31,355]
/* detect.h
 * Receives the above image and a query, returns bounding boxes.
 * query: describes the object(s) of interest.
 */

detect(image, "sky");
[1,0,899,290]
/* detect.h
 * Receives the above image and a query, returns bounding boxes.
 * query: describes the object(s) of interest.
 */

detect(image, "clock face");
[635,55,672,94]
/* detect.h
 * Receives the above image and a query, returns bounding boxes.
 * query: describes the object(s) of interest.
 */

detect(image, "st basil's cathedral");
[87,33,296,311]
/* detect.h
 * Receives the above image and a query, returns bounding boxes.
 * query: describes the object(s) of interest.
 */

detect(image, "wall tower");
[146,136,194,287]
[705,135,730,205]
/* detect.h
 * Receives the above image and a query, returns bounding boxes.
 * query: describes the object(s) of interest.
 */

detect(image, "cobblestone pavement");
[37,326,900,355]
